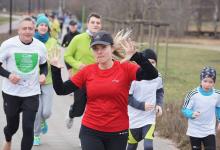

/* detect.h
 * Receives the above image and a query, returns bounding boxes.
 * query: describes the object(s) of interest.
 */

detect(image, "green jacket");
[64,32,95,75]
[45,37,58,84]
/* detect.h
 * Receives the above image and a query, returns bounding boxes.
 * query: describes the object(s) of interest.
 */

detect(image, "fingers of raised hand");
[120,38,135,55]
[47,47,61,66]
[114,29,131,50]
[48,47,60,60]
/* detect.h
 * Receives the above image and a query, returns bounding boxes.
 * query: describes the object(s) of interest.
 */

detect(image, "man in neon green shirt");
[64,13,102,129]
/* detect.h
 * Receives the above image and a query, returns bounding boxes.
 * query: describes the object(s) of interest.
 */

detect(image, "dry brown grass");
[156,102,190,150]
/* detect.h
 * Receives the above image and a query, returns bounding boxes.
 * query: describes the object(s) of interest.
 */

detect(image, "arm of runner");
[51,65,79,95]
[131,52,158,80]
[181,91,199,119]
[128,94,145,111]
[0,62,21,84]
[39,62,48,85]
[156,88,164,107]
[64,37,84,70]
[119,38,158,80]
[216,107,220,122]
[0,62,10,78]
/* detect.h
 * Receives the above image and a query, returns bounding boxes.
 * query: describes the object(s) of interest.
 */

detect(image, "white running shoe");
[78,140,81,147]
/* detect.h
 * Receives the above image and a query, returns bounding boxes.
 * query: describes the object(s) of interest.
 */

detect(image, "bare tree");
[2,0,218,37]
[213,0,220,37]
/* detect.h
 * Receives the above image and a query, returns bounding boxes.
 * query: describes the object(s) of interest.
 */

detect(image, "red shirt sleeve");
[126,61,139,81]
[70,68,86,89]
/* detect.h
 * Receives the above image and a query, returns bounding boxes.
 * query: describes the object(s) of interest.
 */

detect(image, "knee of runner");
[42,111,52,119]
[23,124,34,135]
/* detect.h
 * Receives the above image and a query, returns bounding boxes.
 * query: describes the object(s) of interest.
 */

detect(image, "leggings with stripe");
[127,124,155,150]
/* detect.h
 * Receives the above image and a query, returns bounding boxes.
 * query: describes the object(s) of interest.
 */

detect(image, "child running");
[127,49,164,150]
[182,66,220,150]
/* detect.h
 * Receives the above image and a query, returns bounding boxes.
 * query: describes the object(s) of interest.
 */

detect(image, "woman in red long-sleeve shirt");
[49,30,158,150]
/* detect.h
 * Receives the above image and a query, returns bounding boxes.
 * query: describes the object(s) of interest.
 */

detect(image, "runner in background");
[61,20,80,77]
[182,66,220,150]
[64,12,102,129]
[33,14,58,146]
[49,13,61,40]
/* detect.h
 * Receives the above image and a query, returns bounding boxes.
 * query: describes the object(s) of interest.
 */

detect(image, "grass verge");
[154,46,220,149]
[0,16,11,25]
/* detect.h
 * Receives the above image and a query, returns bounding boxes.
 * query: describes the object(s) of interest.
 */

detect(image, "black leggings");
[69,87,87,118]
[79,125,128,150]
[2,92,39,150]
[189,135,216,150]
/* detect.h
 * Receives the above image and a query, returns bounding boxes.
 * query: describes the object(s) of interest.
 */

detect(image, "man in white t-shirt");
[0,17,48,150]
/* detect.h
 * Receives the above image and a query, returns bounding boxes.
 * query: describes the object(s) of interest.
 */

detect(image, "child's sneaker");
[65,114,74,129]
[33,136,41,146]
[41,121,48,134]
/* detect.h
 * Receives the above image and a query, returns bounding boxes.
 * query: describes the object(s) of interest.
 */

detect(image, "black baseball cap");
[69,20,77,26]
[90,31,113,47]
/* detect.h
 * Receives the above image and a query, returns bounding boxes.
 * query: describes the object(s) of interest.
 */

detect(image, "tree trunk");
[213,0,220,38]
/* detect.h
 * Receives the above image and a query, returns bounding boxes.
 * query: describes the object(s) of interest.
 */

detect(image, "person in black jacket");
[62,20,80,48]
[61,20,80,77]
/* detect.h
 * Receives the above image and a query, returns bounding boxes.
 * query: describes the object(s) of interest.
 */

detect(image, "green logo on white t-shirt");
[15,53,38,73]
